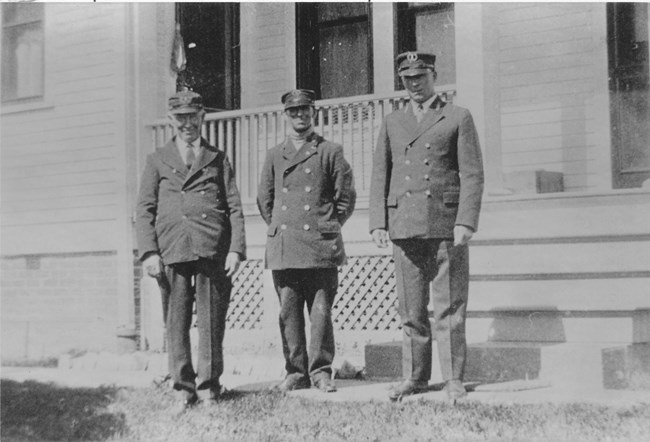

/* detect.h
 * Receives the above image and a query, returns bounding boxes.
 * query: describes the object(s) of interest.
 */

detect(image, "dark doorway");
[177,3,240,111]
[607,3,650,188]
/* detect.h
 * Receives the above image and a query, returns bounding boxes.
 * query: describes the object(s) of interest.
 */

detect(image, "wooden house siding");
[1,3,127,256]
[496,3,611,192]
[240,3,295,108]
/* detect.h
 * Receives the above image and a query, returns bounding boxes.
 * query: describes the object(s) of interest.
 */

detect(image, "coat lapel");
[184,139,218,184]
[158,139,188,175]
[284,133,322,170]
[410,97,449,144]
[394,104,418,137]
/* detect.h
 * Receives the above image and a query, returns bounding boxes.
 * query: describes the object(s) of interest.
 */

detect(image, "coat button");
[201,214,207,219]
[304,205,310,211]
[332,244,338,250]
[405,160,411,165]
[172,169,177,174]
[303,224,310,230]
[425,190,432,196]
[181,191,186,195]
[282,187,288,193]
[305,168,311,174]
[281,205,287,211]
[406,191,412,197]
[425,143,431,148]
[424,174,430,180]
[305,186,312,192]
[200,190,206,195]
[281,224,287,230]
[405,176,411,181]
[182,215,187,219]
[424,159,430,165]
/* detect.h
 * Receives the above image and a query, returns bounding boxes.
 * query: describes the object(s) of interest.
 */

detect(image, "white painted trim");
[371,2,396,95]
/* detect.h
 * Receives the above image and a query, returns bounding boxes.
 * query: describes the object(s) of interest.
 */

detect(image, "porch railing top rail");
[147,86,457,128]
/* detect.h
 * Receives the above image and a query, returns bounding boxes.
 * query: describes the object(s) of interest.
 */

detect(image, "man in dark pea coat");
[257,89,356,393]
[136,90,246,410]
[369,52,484,402]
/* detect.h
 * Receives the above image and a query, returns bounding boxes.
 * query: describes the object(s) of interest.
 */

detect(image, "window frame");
[1,3,51,110]
[296,3,374,100]
[393,2,455,91]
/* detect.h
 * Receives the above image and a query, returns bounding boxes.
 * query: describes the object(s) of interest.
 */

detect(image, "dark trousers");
[392,239,469,382]
[160,258,232,393]
[272,268,338,378]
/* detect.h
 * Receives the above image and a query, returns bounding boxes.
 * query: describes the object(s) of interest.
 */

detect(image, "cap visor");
[399,67,432,77]
[284,100,313,110]
[169,106,202,114]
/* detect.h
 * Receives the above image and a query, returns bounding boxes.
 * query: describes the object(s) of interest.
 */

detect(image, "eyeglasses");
[285,106,313,117]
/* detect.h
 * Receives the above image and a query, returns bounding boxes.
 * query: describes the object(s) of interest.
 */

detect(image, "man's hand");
[453,225,474,246]
[225,252,242,278]
[143,253,163,278]
[371,229,390,248]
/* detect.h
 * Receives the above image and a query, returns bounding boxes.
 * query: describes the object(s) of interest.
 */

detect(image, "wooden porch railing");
[148,88,456,213]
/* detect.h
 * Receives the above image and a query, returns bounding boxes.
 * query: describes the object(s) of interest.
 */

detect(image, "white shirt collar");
[176,136,201,159]
[410,94,437,113]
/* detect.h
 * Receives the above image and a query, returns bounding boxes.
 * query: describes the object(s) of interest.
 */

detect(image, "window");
[296,3,373,100]
[607,3,649,188]
[1,3,44,103]
[176,3,240,111]
[395,3,455,89]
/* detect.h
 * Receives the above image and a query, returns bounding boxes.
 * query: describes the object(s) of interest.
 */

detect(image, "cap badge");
[406,52,418,62]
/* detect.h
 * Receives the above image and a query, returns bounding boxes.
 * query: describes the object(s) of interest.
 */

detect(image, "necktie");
[185,144,195,170]
[415,104,424,123]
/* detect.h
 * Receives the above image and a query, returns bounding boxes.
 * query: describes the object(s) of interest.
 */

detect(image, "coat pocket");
[386,195,398,208]
[443,191,460,206]
[318,221,341,237]
[267,224,278,237]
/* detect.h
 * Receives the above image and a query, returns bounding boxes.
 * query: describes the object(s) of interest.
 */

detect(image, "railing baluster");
[209,121,216,147]
[226,119,234,165]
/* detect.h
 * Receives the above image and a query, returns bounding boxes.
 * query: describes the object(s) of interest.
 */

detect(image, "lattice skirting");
[227,256,400,332]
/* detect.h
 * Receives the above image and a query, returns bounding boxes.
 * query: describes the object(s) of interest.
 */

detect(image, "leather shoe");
[198,386,221,406]
[444,379,467,403]
[388,379,428,401]
[312,372,337,393]
[276,373,311,392]
[175,390,198,413]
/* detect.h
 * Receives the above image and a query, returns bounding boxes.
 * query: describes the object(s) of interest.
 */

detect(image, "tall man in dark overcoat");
[369,52,484,402]
[257,89,356,393]
[136,90,246,410]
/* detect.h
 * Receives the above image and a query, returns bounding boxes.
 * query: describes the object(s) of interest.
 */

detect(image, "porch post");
[454,3,508,195]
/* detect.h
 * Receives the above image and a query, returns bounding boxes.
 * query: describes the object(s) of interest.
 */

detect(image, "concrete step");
[364,340,648,389]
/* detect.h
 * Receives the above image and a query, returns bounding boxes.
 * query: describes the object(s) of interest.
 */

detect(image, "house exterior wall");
[494,3,612,192]
[240,3,296,108]
[0,3,139,361]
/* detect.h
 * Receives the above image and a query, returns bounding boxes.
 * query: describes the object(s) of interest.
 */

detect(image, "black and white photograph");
[1,1,649,441]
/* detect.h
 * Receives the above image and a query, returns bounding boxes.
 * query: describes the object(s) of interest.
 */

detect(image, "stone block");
[465,342,543,383]
[602,343,650,390]
[364,341,402,379]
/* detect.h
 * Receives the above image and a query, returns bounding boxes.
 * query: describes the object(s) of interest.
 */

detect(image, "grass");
[2,379,649,442]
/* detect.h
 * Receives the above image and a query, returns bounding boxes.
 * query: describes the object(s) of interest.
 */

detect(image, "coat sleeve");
[456,109,485,231]
[256,150,275,226]
[368,119,392,233]
[331,145,356,226]
[223,154,247,260]
[135,154,160,261]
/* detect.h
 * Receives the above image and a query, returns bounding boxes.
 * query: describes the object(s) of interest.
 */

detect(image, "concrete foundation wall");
[1,252,120,362]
